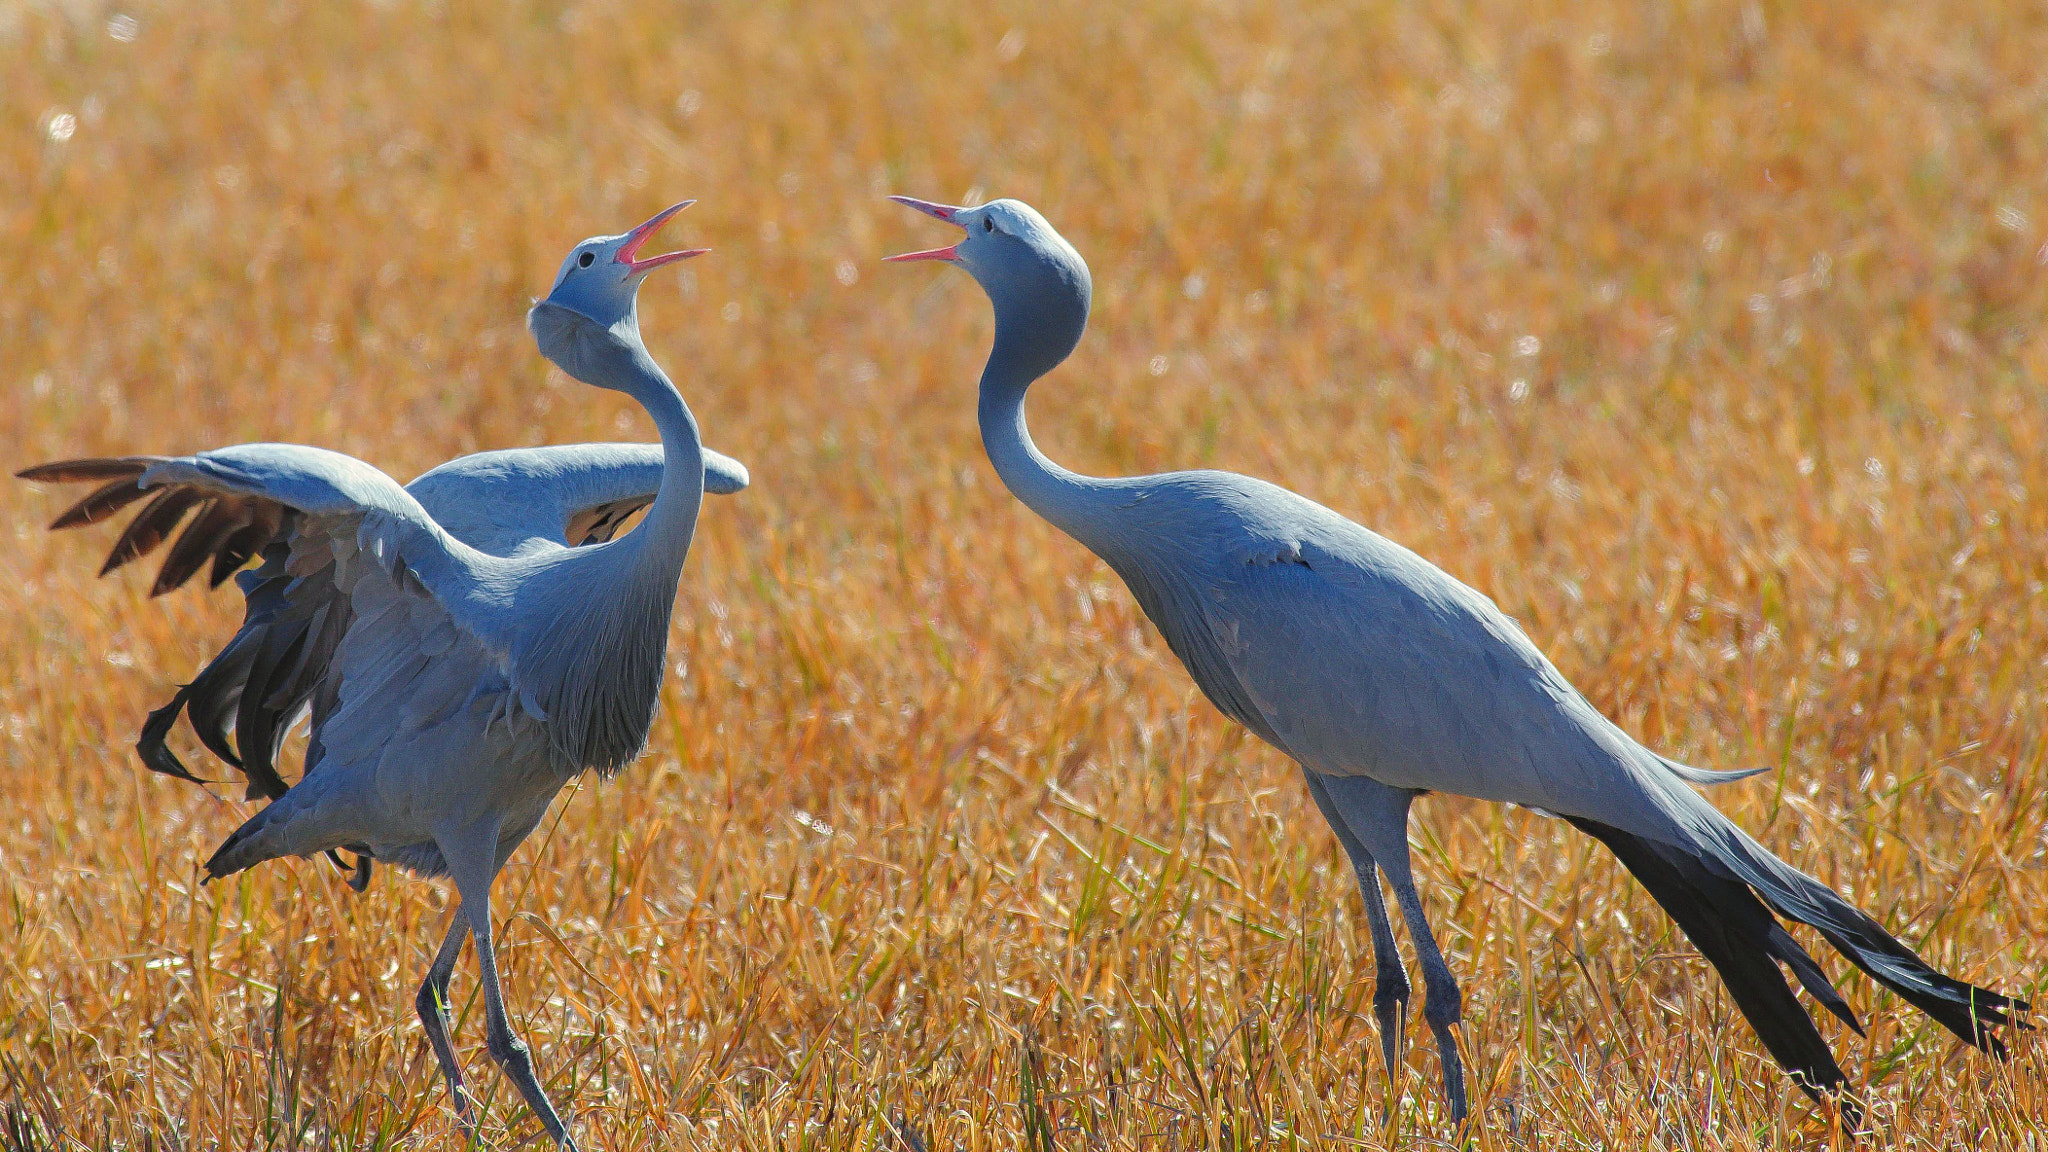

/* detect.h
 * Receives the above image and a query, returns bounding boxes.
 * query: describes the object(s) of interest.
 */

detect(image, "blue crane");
[885,194,2023,1125]
[23,201,728,1148]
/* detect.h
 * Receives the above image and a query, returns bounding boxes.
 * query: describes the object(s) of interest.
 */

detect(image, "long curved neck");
[611,336,705,565]
[977,314,1113,550]
[530,300,707,573]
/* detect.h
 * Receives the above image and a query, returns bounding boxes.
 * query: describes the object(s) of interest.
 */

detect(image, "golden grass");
[3,0,2045,1146]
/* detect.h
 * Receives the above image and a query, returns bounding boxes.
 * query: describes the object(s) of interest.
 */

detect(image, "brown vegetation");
[2,0,2043,1146]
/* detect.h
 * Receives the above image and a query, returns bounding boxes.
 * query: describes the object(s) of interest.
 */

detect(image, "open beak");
[883,195,967,262]
[617,200,710,273]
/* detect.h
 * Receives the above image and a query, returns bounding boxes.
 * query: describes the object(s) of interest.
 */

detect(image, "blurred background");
[3,0,2044,1146]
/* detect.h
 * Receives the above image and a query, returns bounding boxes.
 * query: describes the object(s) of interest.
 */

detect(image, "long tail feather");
[1568,817,1851,1102]
[1767,923,1863,1034]
[1705,819,2028,1053]
[1572,784,2027,1121]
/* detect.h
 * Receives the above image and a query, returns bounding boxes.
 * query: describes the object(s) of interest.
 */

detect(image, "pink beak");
[617,200,710,273]
[884,195,967,262]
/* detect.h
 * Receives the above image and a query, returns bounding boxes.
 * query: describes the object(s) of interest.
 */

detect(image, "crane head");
[886,196,1088,300]
[886,195,1092,378]
[541,200,709,330]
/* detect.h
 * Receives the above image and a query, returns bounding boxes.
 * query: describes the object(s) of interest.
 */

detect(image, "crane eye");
[983,218,995,233]
[577,251,595,268]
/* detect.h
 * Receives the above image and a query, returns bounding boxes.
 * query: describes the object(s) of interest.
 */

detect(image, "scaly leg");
[1302,768,1411,1088]
[416,907,476,1136]
[442,823,581,1150]
[1318,775,1468,1124]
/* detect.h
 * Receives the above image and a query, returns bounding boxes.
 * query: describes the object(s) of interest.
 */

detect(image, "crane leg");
[416,906,476,1137]
[444,825,582,1151]
[1301,768,1410,1090]
[1316,775,1468,1125]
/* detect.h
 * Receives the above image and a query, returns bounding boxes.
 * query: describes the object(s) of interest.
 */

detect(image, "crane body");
[887,194,2024,1125]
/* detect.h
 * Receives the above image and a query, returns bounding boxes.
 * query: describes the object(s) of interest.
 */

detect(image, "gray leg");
[1318,775,1468,1125]
[416,907,476,1136]
[1302,768,1410,1087]
[442,824,581,1150]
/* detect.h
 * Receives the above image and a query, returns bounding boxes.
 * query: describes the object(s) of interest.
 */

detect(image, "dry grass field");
[4,0,2046,1147]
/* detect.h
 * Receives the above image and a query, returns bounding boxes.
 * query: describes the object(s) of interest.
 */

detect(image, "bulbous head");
[539,200,708,330]
[886,197,1090,307]
[885,196,1092,383]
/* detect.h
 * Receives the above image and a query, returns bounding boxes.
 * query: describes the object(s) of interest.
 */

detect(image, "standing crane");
[885,194,2024,1125]
[22,201,726,1149]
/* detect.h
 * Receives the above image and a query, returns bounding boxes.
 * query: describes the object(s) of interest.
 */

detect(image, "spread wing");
[23,442,750,586]
[22,439,744,801]
[21,444,528,887]
[25,439,747,888]
[24,446,502,776]
[20,456,286,596]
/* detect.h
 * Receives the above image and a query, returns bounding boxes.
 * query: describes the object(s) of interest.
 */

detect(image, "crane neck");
[611,324,704,566]
[530,299,704,568]
[976,311,1114,550]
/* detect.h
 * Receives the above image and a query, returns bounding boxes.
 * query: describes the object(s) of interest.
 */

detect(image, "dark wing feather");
[23,457,285,593]
[211,517,278,586]
[99,486,206,577]
[16,456,165,484]
[564,495,654,546]
[18,451,429,892]
[233,620,310,801]
[23,459,302,799]
[184,634,257,769]
[50,476,158,530]
[153,498,245,596]
[136,686,211,784]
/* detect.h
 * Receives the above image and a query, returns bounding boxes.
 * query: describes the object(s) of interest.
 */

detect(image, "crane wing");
[24,442,749,589]
[23,455,343,802]
[20,456,287,596]
[24,439,746,810]
[116,445,520,658]
[405,442,751,556]
[22,444,512,778]
[25,443,526,889]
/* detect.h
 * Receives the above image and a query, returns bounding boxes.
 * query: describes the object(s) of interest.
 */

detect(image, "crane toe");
[1430,1020,1468,1125]
[485,1027,578,1148]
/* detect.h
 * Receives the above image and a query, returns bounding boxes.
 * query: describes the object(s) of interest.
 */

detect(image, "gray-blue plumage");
[24,441,744,815]
[411,441,748,555]
[20,201,722,1149]
[887,195,2023,1126]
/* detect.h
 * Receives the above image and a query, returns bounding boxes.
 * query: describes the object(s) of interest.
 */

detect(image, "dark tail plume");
[1569,818,1851,1103]
[1706,818,2027,1054]
[1569,813,2026,1118]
